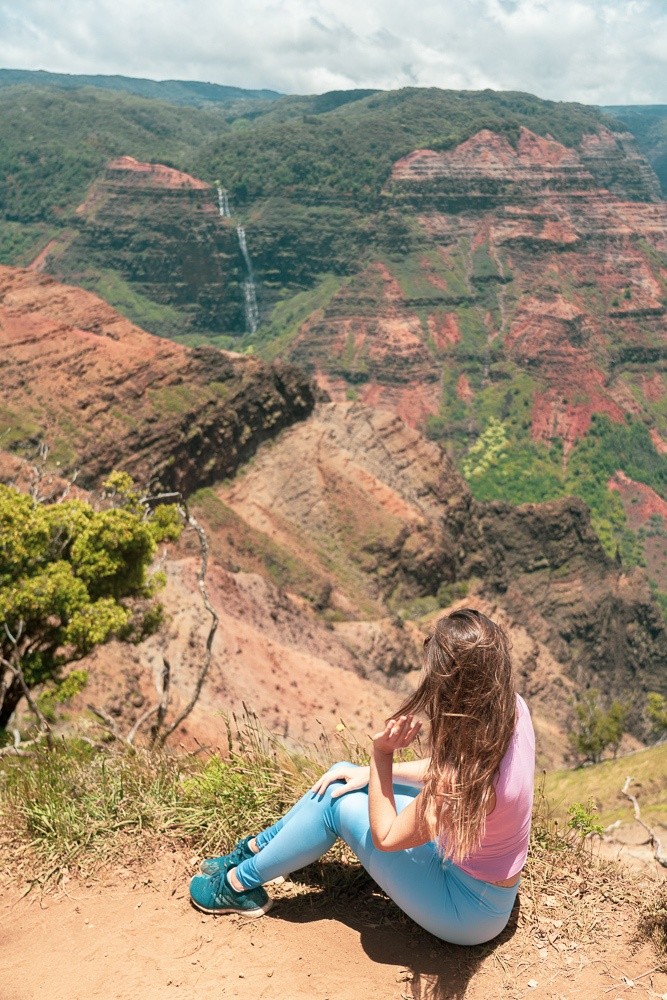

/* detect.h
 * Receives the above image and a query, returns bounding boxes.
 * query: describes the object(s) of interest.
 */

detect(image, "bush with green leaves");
[646,692,667,742]
[569,688,627,764]
[0,472,181,730]
[566,799,604,840]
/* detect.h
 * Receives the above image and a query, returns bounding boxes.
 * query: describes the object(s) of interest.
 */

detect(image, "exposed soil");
[2,849,665,1000]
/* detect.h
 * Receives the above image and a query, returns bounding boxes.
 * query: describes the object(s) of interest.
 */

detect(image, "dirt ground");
[2,849,665,1000]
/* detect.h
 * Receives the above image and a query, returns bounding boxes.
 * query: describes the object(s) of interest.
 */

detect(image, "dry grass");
[1,715,665,984]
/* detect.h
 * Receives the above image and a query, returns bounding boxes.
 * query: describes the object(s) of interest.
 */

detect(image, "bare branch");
[149,657,172,747]
[621,776,667,868]
[153,502,218,749]
[87,703,123,740]
[126,702,160,746]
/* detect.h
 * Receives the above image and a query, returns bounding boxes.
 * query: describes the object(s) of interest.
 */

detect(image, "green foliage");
[436,580,470,606]
[646,692,667,742]
[198,88,608,210]
[37,669,89,723]
[0,86,228,224]
[0,477,181,727]
[0,717,326,877]
[0,69,280,107]
[567,414,667,502]
[566,799,605,839]
[569,688,627,765]
[462,417,508,480]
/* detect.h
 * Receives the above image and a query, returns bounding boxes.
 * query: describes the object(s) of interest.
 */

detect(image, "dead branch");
[87,703,123,740]
[126,702,160,746]
[152,502,218,749]
[149,657,172,747]
[621,776,667,868]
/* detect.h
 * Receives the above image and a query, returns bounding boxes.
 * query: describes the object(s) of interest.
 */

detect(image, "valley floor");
[2,849,665,1000]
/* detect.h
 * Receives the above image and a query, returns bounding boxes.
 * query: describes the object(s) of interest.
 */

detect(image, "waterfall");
[237,225,259,334]
[216,185,230,217]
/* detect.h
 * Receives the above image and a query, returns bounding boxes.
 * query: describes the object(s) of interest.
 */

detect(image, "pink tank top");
[457,694,535,882]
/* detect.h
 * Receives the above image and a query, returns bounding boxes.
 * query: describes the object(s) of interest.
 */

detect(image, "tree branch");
[149,657,172,747]
[153,503,218,749]
[2,622,53,749]
[621,775,667,868]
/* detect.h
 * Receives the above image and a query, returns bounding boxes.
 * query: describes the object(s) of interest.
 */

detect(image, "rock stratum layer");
[292,126,666,454]
[1,267,665,755]
[0,267,315,492]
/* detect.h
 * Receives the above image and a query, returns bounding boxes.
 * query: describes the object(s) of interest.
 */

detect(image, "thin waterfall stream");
[216,185,230,218]
[214,182,259,335]
[236,224,260,335]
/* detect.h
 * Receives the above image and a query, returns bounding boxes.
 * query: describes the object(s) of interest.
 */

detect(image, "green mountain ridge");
[1,79,666,603]
[0,68,282,105]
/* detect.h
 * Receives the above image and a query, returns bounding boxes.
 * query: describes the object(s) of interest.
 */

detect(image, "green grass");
[78,268,188,337]
[0,222,60,266]
[254,273,346,360]
[0,405,41,449]
[543,742,667,829]
[0,714,369,883]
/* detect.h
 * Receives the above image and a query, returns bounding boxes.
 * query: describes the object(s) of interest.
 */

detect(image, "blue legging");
[234,763,519,946]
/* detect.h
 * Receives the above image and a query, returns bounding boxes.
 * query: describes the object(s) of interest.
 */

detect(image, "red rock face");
[288,126,665,441]
[392,127,588,191]
[289,262,442,426]
[609,471,667,587]
[0,266,315,491]
[105,156,211,190]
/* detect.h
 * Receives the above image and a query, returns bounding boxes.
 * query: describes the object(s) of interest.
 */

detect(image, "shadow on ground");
[269,861,521,1000]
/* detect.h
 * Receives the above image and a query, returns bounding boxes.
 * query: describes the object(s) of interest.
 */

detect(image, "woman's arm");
[369,716,432,852]
[310,756,430,798]
[391,756,430,785]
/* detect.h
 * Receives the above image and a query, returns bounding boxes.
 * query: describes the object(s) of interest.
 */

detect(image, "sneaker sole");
[190,896,274,918]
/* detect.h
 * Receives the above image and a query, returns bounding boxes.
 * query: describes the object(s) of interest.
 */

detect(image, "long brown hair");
[396,608,516,863]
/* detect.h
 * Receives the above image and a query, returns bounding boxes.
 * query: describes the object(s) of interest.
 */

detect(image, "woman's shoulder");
[515,694,536,747]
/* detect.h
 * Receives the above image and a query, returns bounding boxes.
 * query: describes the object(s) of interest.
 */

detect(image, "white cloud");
[0,0,664,104]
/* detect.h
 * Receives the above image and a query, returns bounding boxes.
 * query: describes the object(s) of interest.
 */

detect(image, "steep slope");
[0,266,315,491]
[214,403,667,728]
[2,267,665,760]
[38,156,251,338]
[286,125,667,573]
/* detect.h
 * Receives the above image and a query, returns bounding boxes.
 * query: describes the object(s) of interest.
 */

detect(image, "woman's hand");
[310,764,370,799]
[372,715,422,756]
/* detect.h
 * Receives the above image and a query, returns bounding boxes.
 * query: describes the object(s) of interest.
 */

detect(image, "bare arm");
[310,755,430,799]
[391,756,430,785]
[369,716,432,852]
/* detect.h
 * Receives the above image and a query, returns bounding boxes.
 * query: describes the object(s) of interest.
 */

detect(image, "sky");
[0,0,665,106]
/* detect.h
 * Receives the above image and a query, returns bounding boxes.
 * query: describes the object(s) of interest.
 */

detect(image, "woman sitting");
[190,607,535,946]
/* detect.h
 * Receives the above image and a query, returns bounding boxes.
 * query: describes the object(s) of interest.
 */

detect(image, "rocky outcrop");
[217,402,667,729]
[0,267,316,492]
[389,126,661,209]
[296,127,666,471]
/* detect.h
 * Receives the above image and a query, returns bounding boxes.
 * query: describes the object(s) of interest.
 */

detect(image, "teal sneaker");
[199,834,255,876]
[189,871,273,917]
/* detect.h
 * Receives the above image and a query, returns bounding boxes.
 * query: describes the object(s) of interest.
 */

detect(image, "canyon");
[1,266,665,765]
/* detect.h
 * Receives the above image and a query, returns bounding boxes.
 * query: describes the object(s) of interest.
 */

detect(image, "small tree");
[0,472,181,731]
[646,692,667,743]
[569,688,627,764]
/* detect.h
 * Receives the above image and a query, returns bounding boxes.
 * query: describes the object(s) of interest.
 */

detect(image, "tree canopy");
[0,473,181,730]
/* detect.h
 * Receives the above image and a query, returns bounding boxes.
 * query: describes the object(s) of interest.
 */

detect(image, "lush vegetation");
[544,741,667,830]
[0,473,181,730]
[0,86,228,223]
[0,69,281,106]
[604,104,667,196]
